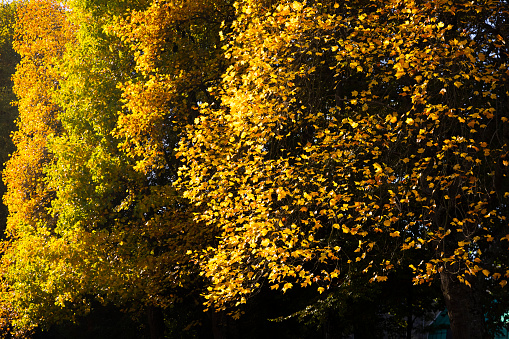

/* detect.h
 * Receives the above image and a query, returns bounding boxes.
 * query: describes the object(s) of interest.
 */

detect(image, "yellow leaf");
[291,1,303,11]
[282,282,293,292]
[373,163,383,174]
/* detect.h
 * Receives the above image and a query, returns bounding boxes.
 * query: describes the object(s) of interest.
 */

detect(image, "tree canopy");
[0,0,234,336]
[1,0,509,338]
[0,0,19,237]
[178,0,509,337]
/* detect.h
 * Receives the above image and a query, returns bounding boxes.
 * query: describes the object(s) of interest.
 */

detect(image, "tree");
[1,0,234,336]
[49,0,233,329]
[1,0,74,334]
[0,1,18,91]
[0,0,19,237]
[178,0,509,337]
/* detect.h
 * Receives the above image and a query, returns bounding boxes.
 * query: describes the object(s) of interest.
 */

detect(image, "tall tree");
[178,0,509,338]
[0,0,19,236]
[0,0,74,334]
[48,0,233,328]
[1,0,234,336]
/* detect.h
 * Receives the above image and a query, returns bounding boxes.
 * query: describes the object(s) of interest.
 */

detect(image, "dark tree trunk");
[209,310,227,339]
[440,270,489,339]
[147,306,165,339]
[431,197,490,339]
[406,282,413,339]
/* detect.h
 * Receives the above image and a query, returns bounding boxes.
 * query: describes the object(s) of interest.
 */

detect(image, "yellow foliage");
[178,0,509,310]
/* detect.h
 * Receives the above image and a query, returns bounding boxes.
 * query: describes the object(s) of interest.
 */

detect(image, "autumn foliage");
[1,0,509,337]
[178,0,509,336]
[1,0,233,334]
[0,0,76,334]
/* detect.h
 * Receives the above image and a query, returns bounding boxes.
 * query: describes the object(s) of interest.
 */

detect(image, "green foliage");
[0,0,234,336]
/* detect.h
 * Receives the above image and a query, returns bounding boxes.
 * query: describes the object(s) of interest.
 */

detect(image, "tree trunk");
[209,310,227,339]
[147,306,165,339]
[406,282,413,339]
[440,270,489,339]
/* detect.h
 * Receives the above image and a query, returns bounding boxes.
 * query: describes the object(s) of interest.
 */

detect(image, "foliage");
[0,0,17,90]
[178,0,509,330]
[47,0,232,313]
[0,0,234,335]
[111,0,233,173]
[1,0,74,333]
[3,0,73,236]
[0,0,19,236]
[3,0,509,337]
